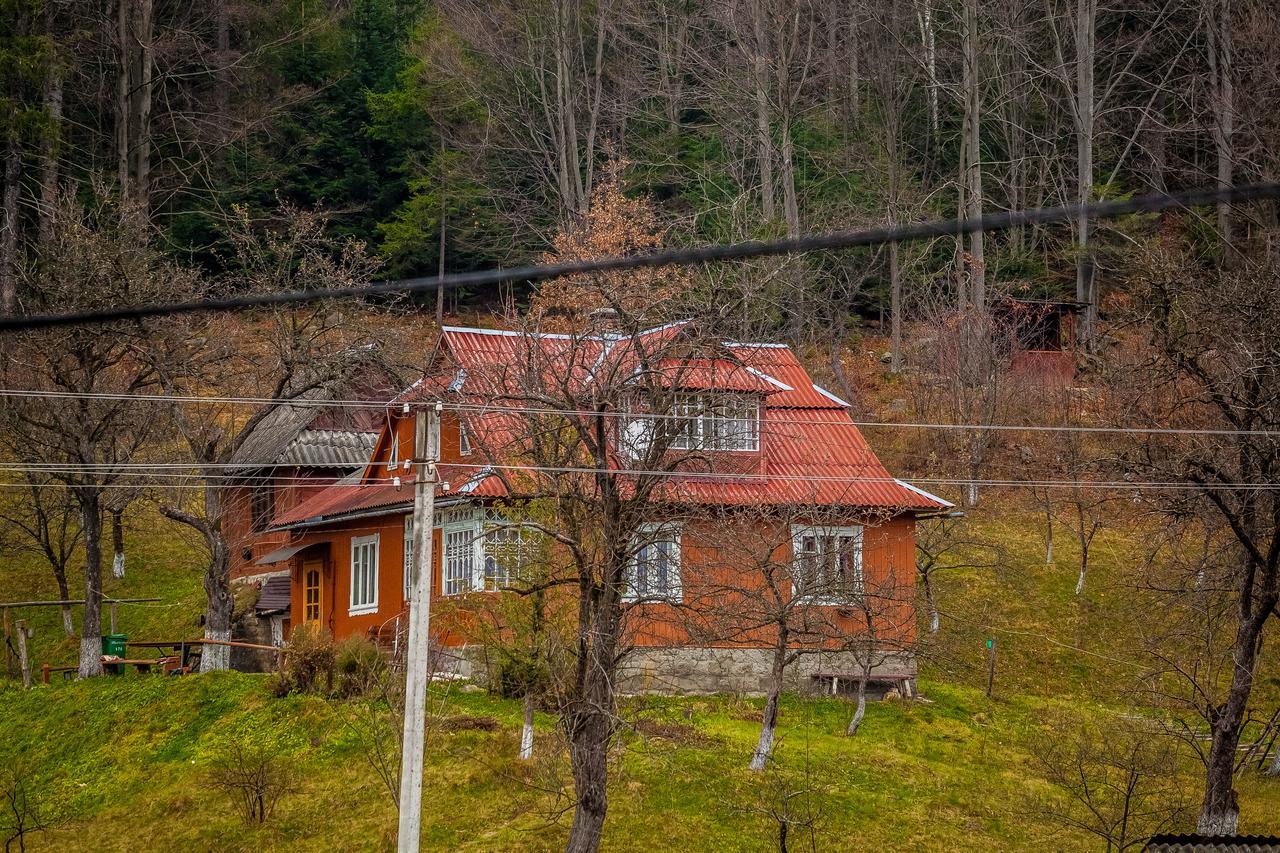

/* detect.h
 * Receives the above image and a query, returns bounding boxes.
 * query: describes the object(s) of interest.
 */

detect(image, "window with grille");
[443,525,476,596]
[350,535,379,614]
[482,512,540,590]
[671,393,760,451]
[624,525,682,602]
[791,526,863,601]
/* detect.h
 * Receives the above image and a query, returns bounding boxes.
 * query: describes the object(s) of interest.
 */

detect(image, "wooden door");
[302,559,325,625]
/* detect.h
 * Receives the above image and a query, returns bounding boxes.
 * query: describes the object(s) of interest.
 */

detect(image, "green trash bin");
[101,634,128,657]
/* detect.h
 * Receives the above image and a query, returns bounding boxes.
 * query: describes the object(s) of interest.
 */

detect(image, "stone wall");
[617,647,916,696]
[446,643,915,697]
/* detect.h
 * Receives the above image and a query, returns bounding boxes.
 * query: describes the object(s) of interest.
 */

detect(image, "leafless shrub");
[209,742,295,826]
[1,764,51,853]
[1029,714,1193,850]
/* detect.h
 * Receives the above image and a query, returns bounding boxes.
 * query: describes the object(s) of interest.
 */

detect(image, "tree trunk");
[78,491,104,677]
[52,562,74,638]
[889,236,902,373]
[916,0,938,150]
[1075,0,1096,340]
[846,674,868,736]
[1207,0,1234,251]
[436,150,447,327]
[751,0,776,222]
[520,691,535,760]
[750,643,787,771]
[962,0,984,310]
[0,131,19,314]
[922,570,940,634]
[134,0,154,224]
[38,67,61,247]
[116,0,132,210]
[201,538,233,671]
[564,690,612,852]
[1074,504,1089,595]
[111,508,125,579]
[779,121,800,238]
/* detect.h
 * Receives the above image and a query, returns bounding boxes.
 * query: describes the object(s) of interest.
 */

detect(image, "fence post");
[16,619,30,689]
[109,602,118,635]
[41,663,50,685]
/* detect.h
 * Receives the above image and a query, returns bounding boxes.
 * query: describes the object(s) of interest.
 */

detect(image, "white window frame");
[349,534,380,615]
[790,524,863,604]
[403,516,414,601]
[624,523,682,603]
[442,511,482,596]
[459,422,472,456]
[481,510,542,590]
[670,392,760,452]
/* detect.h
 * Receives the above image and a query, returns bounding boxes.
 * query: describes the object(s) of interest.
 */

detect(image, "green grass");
[3,499,1279,849]
[0,675,1173,851]
[2,504,205,671]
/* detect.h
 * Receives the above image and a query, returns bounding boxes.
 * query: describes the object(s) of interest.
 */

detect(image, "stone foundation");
[444,643,915,697]
[617,647,916,696]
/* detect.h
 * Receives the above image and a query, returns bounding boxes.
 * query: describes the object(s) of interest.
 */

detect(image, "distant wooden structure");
[993,297,1084,387]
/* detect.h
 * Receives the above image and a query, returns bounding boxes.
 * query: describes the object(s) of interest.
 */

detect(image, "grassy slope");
[3,491,1280,849]
[0,674,1144,851]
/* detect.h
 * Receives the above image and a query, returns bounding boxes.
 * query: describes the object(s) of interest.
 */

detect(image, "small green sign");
[986,638,994,649]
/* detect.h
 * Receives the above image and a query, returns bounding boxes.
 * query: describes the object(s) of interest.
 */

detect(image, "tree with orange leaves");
[529,173,691,332]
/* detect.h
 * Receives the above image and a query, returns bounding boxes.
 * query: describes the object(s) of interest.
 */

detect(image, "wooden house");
[259,323,951,695]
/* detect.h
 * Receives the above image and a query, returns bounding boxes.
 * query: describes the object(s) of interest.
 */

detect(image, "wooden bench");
[810,672,917,699]
[40,663,77,684]
[101,657,174,676]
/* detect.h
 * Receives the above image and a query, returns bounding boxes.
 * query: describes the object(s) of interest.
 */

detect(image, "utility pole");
[397,401,440,852]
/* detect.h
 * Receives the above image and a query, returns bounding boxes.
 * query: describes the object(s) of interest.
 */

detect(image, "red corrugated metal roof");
[271,322,948,527]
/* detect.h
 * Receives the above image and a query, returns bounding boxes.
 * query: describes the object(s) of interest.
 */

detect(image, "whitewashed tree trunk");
[78,491,104,677]
[111,509,125,578]
[846,677,868,736]
[520,692,536,760]
[750,644,787,771]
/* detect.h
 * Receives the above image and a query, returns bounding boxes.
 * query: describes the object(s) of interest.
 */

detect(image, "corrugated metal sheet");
[278,429,377,467]
[272,322,948,527]
[255,575,292,615]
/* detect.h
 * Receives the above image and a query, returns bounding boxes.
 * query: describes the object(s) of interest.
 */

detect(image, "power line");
[1,182,1276,333]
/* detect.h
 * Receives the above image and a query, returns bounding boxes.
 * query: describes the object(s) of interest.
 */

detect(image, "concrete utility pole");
[397,401,440,852]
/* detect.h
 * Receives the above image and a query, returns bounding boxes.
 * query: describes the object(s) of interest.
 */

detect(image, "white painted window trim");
[349,534,380,615]
[669,392,760,453]
[403,516,414,602]
[623,523,683,603]
[789,524,864,604]
[459,422,472,456]
[442,511,483,597]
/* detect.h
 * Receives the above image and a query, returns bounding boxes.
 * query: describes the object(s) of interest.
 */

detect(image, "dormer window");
[386,435,399,473]
[671,392,760,452]
[459,422,472,456]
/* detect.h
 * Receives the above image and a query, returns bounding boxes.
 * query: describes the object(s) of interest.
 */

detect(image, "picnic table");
[100,656,181,676]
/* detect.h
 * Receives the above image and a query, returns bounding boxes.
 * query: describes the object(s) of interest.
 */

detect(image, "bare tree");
[143,206,398,672]
[0,193,174,676]
[1117,242,1280,834]
[1031,714,1193,850]
[0,475,83,637]
[914,513,1000,635]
